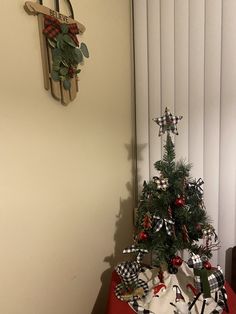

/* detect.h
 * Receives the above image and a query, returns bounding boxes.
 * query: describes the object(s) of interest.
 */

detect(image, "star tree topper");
[153,107,183,136]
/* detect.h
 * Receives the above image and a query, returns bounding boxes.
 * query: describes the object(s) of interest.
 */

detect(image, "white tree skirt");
[133,263,223,314]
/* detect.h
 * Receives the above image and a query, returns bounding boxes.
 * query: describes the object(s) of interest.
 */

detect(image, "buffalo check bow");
[123,245,149,264]
[153,215,174,235]
[153,107,183,136]
[188,178,204,195]
[153,176,168,190]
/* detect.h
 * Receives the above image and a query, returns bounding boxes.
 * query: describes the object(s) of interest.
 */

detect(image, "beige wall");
[0,1,134,313]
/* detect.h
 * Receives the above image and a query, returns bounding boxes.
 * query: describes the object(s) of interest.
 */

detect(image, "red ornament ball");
[139,231,148,241]
[196,223,202,231]
[175,196,185,207]
[171,256,183,267]
[203,261,212,270]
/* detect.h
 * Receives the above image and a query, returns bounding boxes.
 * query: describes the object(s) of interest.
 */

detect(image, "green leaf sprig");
[48,23,89,90]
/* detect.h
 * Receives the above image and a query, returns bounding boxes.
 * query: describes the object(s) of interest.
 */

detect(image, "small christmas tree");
[114,108,228,313]
[133,108,217,273]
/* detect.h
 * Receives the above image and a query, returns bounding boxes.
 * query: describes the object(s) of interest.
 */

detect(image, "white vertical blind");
[188,0,205,179]
[174,0,189,161]
[204,0,222,265]
[133,0,236,276]
[147,0,162,178]
[219,0,236,280]
[133,1,149,193]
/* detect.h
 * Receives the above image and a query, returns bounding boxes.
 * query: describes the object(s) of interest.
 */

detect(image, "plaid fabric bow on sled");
[43,15,80,46]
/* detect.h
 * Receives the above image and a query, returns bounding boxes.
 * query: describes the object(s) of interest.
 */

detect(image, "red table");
[106,271,236,314]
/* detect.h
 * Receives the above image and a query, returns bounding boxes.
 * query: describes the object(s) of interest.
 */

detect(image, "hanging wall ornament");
[24,0,89,105]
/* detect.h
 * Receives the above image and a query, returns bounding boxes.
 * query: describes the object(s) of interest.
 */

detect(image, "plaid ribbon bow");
[115,261,140,287]
[153,215,174,235]
[202,225,218,242]
[187,254,203,269]
[153,107,183,136]
[129,300,155,314]
[191,260,225,297]
[123,245,148,264]
[43,15,79,46]
[153,176,168,190]
[188,178,204,195]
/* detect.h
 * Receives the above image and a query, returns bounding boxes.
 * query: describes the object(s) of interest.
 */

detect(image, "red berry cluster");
[68,66,75,78]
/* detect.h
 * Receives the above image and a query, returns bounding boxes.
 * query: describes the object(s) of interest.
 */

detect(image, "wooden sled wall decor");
[24,0,89,105]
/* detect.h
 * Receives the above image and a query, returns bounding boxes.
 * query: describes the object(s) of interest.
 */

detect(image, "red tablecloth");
[106,271,236,314]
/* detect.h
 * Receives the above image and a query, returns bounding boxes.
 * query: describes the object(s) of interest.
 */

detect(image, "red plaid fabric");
[68,23,79,46]
[43,15,61,39]
[43,15,79,46]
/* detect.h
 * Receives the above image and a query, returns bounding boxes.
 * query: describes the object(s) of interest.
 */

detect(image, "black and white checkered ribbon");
[153,176,168,190]
[115,261,140,287]
[187,254,203,269]
[194,267,225,294]
[153,215,174,235]
[214,285,228,313]
[115,278,149,302]
[188,178,204,195]
[153,107,183,136]
[123,245,148,264]
[129,299,154,314]
[202,225,218,242]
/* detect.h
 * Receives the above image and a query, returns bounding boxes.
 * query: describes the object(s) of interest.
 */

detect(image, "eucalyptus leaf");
[59,41,66,50]
[61,60,69,67]
[51,70,60,81]
[76,69,81,74]
[60,67,69,76]
[63,34,76,47]
[74,49,83,64]
[52,54,62,64]
[56,33,64,43]
[47,38,56,48]
[60,24,69,34]
[52,64,60,71]
[63,79,71,90]
[80,42,89,58]
[52,48,62,57]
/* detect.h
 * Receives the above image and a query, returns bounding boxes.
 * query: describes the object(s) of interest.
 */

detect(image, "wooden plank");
[37,13,50,90]
[69,77,77,101]
[48,48,61,100]
[24,1,86,33]
[60,82,70,105]
[204,0,222,266]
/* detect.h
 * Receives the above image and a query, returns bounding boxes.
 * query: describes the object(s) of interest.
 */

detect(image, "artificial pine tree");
[114,108,228,313]
[133,108,217,273]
